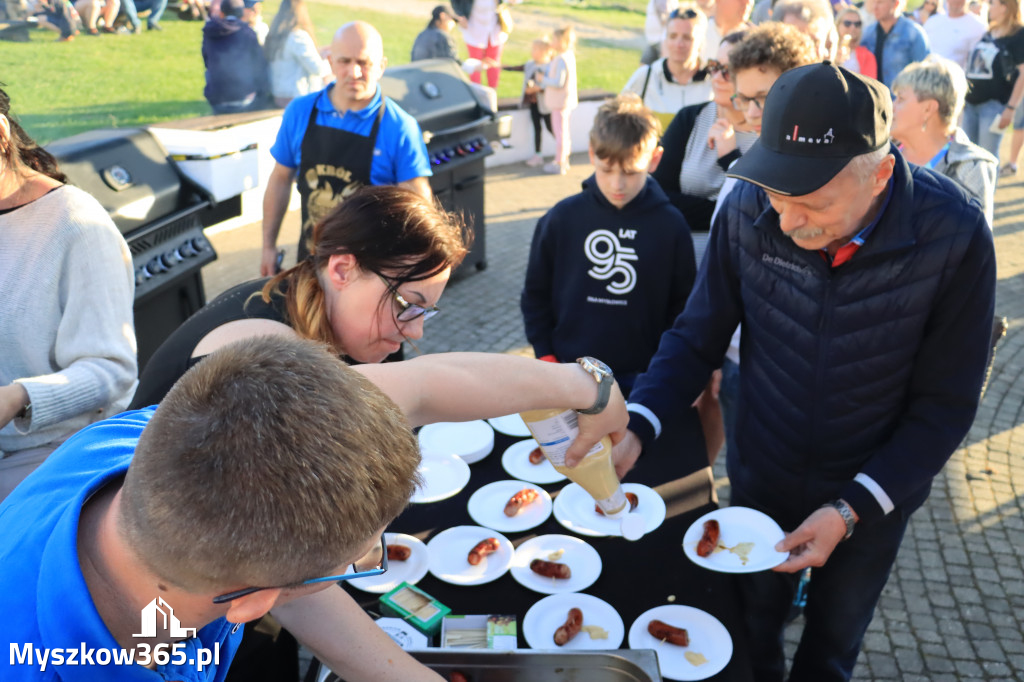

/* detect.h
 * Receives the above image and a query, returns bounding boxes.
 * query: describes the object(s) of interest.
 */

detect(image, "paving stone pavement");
[204,152,1024,681]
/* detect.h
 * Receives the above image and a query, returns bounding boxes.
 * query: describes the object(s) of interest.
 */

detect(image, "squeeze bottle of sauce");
[519,408,645,540]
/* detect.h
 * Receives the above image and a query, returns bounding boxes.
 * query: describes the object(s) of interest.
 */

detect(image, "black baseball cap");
[726,62,892,197]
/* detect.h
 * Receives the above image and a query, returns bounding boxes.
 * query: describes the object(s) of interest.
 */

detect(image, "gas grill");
[380,58,512,275]
[47,128,239,370]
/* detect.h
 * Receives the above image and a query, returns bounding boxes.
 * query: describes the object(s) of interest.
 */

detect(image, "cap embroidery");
[785,126,835,144]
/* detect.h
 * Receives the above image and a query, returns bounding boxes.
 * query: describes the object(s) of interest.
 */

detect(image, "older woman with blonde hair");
[893,55,998,225]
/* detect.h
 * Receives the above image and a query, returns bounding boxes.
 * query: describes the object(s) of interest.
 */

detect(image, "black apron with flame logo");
[295,98,385,261]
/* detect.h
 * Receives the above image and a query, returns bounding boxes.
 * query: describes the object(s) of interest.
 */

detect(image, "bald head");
[328,20,387,110]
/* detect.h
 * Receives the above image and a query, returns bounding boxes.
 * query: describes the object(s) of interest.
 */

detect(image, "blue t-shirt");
[0,408,242,682]
[270,84,432,184]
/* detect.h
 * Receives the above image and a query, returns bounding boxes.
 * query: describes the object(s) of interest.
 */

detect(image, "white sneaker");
[543,162,567,175]
[525,155,545,167]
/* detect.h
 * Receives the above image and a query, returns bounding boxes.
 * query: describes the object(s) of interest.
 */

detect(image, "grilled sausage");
[528,447,545,465]
[648,619,689,646]
[696,519,720,558]
[386,544,411,561]
[467,537,501,565]
[504,488,540,517]
[594,492,639,516]
[529,558,572,579]
[553,607,583,646]
[449,672,468,682]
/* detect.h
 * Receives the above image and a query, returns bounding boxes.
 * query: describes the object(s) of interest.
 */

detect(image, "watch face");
[584,357,612,377]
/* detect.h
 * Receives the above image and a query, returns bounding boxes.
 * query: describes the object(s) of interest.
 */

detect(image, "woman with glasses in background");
[652,30,752,247]
[622,4,713,130]
[131,185,468,409]
[837,5,879,78]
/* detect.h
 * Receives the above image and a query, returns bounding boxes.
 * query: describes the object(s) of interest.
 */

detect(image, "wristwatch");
[825,499,856,541]
[575,357,614,415]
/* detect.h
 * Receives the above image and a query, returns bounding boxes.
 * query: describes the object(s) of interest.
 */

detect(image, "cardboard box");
[441,615,517,650]
[379,582,450,637]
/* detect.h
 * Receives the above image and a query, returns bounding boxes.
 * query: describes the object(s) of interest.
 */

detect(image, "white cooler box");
[149,127,260,203]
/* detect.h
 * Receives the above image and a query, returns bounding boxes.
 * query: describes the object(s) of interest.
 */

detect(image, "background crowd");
[0,0,1008,680]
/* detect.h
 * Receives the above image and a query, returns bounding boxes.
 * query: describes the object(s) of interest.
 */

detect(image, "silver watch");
[825,499,856,541]
[575,357,614,415]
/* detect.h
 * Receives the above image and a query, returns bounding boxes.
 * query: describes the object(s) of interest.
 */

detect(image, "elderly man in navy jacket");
[587,63,996,681]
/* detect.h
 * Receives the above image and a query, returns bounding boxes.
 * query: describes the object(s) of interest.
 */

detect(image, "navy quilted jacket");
[628,148,996,528]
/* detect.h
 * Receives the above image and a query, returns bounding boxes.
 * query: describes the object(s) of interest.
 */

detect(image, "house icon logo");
[133,597,197,639]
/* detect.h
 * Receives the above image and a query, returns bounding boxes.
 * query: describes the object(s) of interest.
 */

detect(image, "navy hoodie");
[521,175,695,384]
[201,16,269,106]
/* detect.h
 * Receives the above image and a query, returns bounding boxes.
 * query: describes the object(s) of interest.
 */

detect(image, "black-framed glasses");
[707,59,731,79]
[212,536,388,604]
[377,274,441,323]
[669,7,700,19]
[842,19,862,27]
[731,92,767,112]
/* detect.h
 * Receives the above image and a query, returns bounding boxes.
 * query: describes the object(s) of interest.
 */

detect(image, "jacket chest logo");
[585,229,638,295]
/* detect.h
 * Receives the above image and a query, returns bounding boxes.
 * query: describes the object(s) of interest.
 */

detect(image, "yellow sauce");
[684,651,709,666]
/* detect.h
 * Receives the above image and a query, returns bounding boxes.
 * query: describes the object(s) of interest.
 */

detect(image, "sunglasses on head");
[669,7,700,19]
[706,59,730,78]
[842,19,862,26]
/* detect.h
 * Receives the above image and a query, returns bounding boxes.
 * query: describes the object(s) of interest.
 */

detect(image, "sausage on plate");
[648,619,689,646]
[696,519,720,558]
[529,558,571,579]
[504,488,540,517]
[467,537,501,565]
[386,544,412,561]
[553,607,583,646]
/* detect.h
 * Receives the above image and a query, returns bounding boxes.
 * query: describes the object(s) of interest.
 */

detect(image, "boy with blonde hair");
[522,93,696,395]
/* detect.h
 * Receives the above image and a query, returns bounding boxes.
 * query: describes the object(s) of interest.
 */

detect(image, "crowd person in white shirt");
[701,0,753,59]
[623,5,714,129]
[642,0,680,64]
[925,0,987,68]
[265,0,331,107]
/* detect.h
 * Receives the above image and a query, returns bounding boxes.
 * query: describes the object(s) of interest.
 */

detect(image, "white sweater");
[0,185,137,453]
[269,29,332,100]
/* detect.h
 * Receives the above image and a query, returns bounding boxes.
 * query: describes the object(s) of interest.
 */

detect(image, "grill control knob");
[178,240,199,258]
[160,251,183,269]
[190,237,209,253]
[147,257,167,274]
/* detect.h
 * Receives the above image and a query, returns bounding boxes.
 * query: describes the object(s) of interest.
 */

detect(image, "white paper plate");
[628,604,732,681]
[487,414,532,437]
[467,480,553,532]
[426,526,514,586]
[523,593,624,650]
[410,453,472,504]
[419,420,495,464]
[682,506,789,573]
[552,483,665,537]
[510,534,601,594]
[500,439,567,485]
[347,533,428,593]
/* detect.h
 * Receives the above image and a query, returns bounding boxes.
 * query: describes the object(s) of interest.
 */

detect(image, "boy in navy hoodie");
[521,94,696,396]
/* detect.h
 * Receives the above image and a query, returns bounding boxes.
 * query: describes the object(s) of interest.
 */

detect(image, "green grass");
[0,0,639,144]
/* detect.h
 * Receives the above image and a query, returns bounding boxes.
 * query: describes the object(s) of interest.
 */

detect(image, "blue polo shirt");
[0,408,242,682]
[270,84,432,184]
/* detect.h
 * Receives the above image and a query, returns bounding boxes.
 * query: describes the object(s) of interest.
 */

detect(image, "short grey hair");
[846,145,893,183]
[891,55,967,130]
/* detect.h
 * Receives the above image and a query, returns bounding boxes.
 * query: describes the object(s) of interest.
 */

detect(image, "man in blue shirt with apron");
[261,20,432,274]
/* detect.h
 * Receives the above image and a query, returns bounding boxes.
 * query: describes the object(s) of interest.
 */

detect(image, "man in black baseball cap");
[610,61,996,681]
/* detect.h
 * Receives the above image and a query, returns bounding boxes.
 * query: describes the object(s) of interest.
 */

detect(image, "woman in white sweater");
[0,88,137,499]
[265,0,332,108]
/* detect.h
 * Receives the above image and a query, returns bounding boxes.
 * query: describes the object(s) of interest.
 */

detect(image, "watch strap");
[825,499,856,541]
[575,357,613,415]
